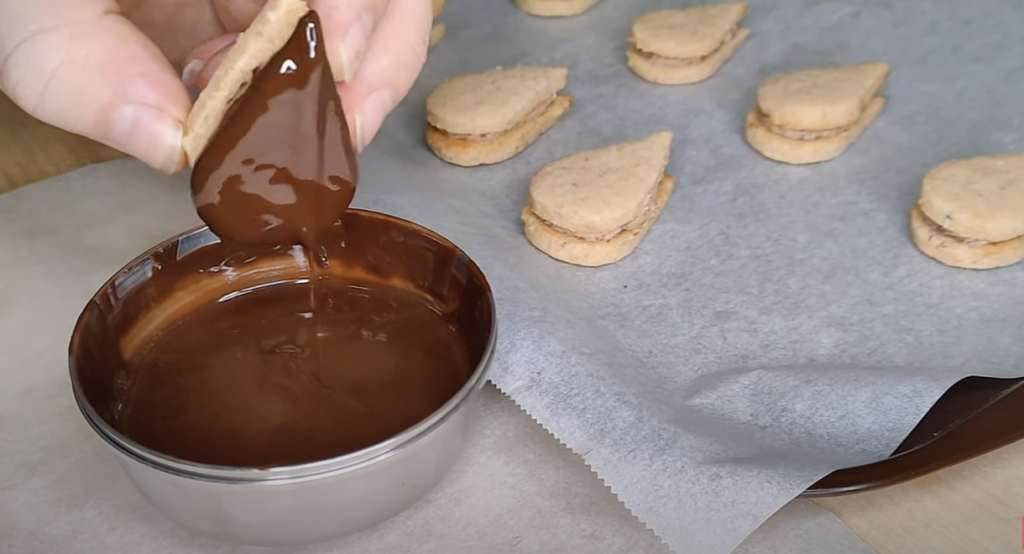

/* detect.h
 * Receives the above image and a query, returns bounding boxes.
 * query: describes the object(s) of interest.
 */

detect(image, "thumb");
[0,0,191,173]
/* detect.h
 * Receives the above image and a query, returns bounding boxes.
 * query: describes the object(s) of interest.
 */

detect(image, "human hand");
[0,0,431,174]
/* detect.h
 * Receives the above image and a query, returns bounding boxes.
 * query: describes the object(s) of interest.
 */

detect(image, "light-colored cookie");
[744,96,886,165]
[626,27,749,85]
[523,176,676,267]
[521,132,675,267]
[183,0,310,165]
[514,0,603,17]
[425,66,572,166]
[918,153,1024,243]
[426,96,573,167]
[429,23,446,48]
[910,204,1024,270]
[757,62,890,132]
[433,0,446,18]
[630,3,748,60]
[427,66,568,136]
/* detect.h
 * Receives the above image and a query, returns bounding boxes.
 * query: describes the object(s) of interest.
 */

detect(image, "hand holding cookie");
[0,0,431,174]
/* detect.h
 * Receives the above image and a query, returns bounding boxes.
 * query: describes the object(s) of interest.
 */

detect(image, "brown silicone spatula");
[801,375,1024,497]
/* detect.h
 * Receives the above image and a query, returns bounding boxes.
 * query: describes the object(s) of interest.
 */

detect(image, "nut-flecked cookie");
[183,0,310,165]
[744,62,890,165]
[626,2,750,85]
[910,153,1024,269]
[515,0,603,17]
[521,132,675,267]
[425,66,573,167]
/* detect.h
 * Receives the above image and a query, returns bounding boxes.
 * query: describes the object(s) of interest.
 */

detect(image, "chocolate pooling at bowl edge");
[102,11,482,468]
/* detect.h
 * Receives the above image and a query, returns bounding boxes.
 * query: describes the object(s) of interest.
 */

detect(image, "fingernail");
[337,13,375,83]
[181,59,204,89]
[108,104,184,173]
[354,90,393,152]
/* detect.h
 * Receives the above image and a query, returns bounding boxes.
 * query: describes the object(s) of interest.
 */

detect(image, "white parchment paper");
[354,0,1024,552]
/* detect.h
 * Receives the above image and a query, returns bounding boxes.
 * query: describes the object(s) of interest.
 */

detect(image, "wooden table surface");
[2,92,1020,554]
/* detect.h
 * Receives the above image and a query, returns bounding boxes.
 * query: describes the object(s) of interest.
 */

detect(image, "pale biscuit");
[426,66,568,136]
[521,132,674,267]
[756,62,890,131]
[433,0,446,18]
[626,28,749,85]
[430,24,446,48]
[425,95,573,167]
[182,0,310,165]
[630,3,748,60]
[910,204,1024,270]
[918,153,1024,243]
[514,0,603,17]
[530,132,673,235]
[523,176,676,267]
[744,96,886,165]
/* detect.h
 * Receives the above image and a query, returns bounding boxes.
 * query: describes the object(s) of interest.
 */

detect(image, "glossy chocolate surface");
[118,276,471,467]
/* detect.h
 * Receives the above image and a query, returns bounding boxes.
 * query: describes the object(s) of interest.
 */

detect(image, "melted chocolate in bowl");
[70,211,495,469]
[119,277,470,468]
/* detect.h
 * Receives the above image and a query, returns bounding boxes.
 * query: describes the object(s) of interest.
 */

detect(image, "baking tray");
[802,375,1024,497]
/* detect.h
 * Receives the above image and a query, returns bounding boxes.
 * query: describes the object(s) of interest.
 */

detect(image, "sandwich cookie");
[425,66,574,167]
[745,62,890,165]
[626,2,750,85]
[521,132,676,267]
[515,0,603,17]
[911,153,1024,270]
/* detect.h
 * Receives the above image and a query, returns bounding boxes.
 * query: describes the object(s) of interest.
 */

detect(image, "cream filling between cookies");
[531,185,659,243]
[632,26,738,67]
[754,108,853,141]
[918,206,994,247]
[431,95,558,141]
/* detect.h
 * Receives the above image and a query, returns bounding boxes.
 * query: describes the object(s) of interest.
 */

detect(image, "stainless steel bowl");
[69,209,496,546]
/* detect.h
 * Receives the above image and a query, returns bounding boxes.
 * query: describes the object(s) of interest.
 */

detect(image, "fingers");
[212,0,266,32]
[117,0,226,64]
[182,33,239,90]
[338,0,431,150]
[307,0,390,84]
[0,0,190,173]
